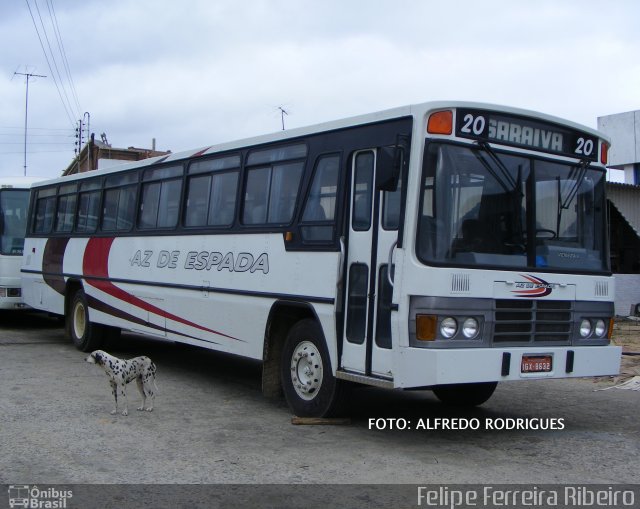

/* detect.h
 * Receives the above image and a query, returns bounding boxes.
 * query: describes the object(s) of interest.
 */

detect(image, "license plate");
[521,355,552,373]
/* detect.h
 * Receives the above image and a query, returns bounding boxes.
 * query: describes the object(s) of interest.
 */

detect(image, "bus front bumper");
[395,345,622,388]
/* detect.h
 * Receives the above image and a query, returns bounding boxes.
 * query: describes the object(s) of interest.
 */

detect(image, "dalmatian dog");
[86,350,158,416]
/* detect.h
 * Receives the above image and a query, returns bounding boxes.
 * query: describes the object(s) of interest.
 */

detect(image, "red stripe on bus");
[82,237,239,341]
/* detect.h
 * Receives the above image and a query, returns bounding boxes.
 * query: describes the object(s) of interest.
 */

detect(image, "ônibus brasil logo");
[512,274,555,298]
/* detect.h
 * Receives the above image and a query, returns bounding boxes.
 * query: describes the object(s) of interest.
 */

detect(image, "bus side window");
[33,188,56,234]
[54,194,77,233]
[185,156,240,229]
[243,167,270,224]
[208,172,238,226]
[185,175,211,227]
[243,143,307,226]
[243,162,304,225]
[138,165,183,230]
[76,191,100,233]
[102,186,136,232]
[301,154,340,242]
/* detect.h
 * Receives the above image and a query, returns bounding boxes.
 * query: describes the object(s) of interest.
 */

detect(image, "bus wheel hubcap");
[290,341,322,401]
[73,303,86,338]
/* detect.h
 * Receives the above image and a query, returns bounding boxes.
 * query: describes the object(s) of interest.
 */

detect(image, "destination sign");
[455,108,599,161]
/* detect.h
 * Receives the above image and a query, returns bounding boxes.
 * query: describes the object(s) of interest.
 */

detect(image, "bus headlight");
[579,319,592,338]
[462,317,480,339]
[440,317,458,339]
[594,319,607,338]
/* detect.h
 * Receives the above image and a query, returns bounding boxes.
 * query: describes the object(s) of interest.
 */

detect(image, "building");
[63,134,170,176]
[599,110,640,315]
[598,110,640,185]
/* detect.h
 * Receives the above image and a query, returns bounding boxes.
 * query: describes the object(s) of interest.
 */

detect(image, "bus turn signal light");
[601,143,609,165]
[416,314,437,341]
[427,110,453,135]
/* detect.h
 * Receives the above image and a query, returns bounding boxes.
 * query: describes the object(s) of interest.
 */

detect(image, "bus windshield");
[0,189,30,256]
[417,142,607,272]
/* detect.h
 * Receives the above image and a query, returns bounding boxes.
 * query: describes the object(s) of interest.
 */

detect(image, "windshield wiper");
[556,159,590,234]
[473,142,524,197]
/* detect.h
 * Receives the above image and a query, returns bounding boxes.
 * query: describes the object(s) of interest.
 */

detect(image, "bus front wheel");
[281,319,343,417]
[68,290,105,352]
[432,381,498,407]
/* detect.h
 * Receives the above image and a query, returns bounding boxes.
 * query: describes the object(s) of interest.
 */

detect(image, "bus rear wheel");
[281,319,343,417]
[68,290,105,352]
[432,381,498,407]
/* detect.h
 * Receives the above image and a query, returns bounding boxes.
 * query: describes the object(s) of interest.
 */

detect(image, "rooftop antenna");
[277,106,289,130]
[14,70,47,175]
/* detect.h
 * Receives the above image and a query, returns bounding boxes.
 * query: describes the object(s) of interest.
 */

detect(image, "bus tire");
[281,319,343,417]
[432,381,498,407]
[68,290,104,352]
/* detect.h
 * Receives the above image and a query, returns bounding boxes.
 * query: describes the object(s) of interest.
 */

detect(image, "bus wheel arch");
[262,301,317,399]
[64,281,105,352]
[276,315,345,417]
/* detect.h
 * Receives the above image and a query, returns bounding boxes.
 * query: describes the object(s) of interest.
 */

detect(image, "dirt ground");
[606,317,640,383]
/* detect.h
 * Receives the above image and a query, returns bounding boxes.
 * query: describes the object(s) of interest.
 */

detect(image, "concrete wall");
[598,111,640,173]
[614,273,640,316]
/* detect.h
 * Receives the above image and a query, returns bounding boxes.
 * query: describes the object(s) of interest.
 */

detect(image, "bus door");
[341,148,398,379]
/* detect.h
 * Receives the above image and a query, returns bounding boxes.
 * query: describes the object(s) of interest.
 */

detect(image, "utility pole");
[14,71,47,176]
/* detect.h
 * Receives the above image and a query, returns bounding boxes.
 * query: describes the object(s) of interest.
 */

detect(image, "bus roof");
[30,100,609,188]
[0,176,48,189]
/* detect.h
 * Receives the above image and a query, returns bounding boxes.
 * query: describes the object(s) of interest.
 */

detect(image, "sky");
[1,0,639,180]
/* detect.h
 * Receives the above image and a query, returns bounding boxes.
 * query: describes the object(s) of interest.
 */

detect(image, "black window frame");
[53,183,78,233]
[138,164,184,231]
[33,187,57,235]
[100,171,139,233]
[241,143,308,227]
[184,154,241,230]
[299,152,342,244]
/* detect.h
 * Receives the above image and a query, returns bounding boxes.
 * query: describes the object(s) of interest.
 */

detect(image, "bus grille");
[493,299,572,344]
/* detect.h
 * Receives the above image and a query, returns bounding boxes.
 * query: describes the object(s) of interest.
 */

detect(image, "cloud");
[1,0,639,177]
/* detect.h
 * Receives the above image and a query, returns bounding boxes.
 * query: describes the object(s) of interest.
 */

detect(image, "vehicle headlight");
[594,319,607,338]
[579,319,592,338]
[440,317,458,338]
[462,317,480,339]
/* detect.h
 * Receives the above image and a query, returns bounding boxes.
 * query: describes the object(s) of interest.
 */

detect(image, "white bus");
[0,176,44,309]
[22,102,621,416]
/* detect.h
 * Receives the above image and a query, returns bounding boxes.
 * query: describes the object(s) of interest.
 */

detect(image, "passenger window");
[102,186,136,231]
[185,156,240,228]
[185,175,210,227]
[301,155,340,242]
[34,196,56,234]
[243,162,304,225]
[243,167,270,224]
[303,155,339,222]
[208,172,238,226]
[76,191,101,233]
[139,179,182,229]
[55,194,77,232]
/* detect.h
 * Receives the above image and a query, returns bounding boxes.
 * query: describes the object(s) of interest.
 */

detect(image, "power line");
[24,0,78,127]
[0,126,73,132]
[46,0,82,116]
